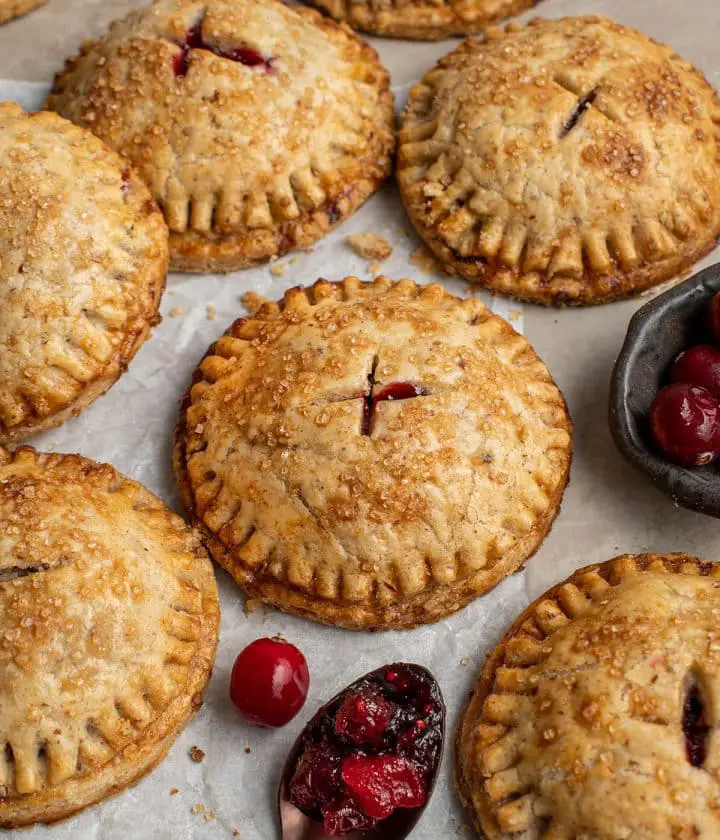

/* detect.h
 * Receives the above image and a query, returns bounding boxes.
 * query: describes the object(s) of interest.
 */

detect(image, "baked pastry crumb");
[191,803,205,815]
[169,788,180,796]
[174,276,572,630]
[348,232,393,261]
[206,305,217,321]
[189,746,206,763]
[47,0,395,273]
[398,16,720,306]
[170,307,187,318]
[270,263,287,277]
[241,292,266,315]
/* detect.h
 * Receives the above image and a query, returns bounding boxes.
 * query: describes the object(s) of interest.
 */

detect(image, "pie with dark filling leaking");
[0,103,168,446]
[0,446,219,827]
[174,276,572,630]
[46,0,395,273]
[457,553,720,838]
[300,0,540,41]
[398,16,720,306]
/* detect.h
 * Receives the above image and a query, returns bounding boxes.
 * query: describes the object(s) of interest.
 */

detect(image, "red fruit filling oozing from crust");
[173,22,273,77]
[288,664,443,836]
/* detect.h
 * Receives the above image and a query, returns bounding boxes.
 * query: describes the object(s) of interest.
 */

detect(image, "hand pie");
[0,0,46,24]
[0,103,168,446]
[457,553,720,838]
[398,16,720,305]
[46,0,395,273]
[174,276,572,630]
[300,0,539,41]
[0,446,219,827]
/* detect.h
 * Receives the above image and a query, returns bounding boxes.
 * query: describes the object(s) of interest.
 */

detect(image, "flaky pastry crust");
[301,0,539,41]
[0,0,45,25]
[0,446,219,827]
[457,553,720,839]
[0,103,168,445]
[46,0,395,273]
[174,276,572,630]
[398,16,720,305]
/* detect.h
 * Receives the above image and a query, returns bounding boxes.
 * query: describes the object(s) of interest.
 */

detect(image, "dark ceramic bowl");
[610,263,720,518]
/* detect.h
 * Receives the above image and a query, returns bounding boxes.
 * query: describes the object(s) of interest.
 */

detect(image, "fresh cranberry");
[289,744,342,811]
[650,384,720,466]
[670,345,720,397]
[710,292,720,343]
[341,755,426,820]
[321,798,375,836]
[335,689,396,745]
[230,638,309,727]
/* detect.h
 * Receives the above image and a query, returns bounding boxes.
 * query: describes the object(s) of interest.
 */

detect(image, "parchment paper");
[1,0,720,836]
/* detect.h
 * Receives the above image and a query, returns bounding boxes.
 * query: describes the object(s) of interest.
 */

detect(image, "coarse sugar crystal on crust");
[0,103,168,446]
[174,276,572,630]
[456,553,720,839]
[0,446,219,827]
[46,0,395,273]
[398,16,720,305]
[300,0,541,41]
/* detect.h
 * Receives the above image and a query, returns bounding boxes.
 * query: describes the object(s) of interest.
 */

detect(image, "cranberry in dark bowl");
[610,262,720,518]
[279,663,445,839]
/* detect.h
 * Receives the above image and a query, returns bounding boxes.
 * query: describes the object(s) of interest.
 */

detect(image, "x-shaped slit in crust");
[0,561,64,582]
[683,672,711,768]
[553,75,622,139]
[314,355,430,437]
[171,9,273,77]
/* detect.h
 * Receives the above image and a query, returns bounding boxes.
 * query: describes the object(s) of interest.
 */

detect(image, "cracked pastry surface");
[300,0,539,41]
[0,446,219,827]
[456,553,720,839]
[46,0,395,273]
[398,16,720,306]
[0,0,46,25]
[0,103,168,446]
[174,276,572,630]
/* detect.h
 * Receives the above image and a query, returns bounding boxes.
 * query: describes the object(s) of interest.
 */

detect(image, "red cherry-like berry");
[710,292,720,343]
[669,345,720,398]
[230,638,309,727]
[650,384,720,466]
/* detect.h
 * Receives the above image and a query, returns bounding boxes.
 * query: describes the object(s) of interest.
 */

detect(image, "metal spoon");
[278,663,445,840]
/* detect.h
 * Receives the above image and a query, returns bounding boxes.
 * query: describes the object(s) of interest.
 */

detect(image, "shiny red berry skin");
[710,292,720,343]
[650,384,720,466]
[670,345,720,398]
[230,638,309,728]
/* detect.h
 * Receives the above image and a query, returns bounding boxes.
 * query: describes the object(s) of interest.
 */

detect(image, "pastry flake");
[301,0,539,41]
[0,446,219,827]
[174,276,572,630]
[398,16,720,305]
[46,0,395,273]
[0,103,168,445]
[456,553,720,838]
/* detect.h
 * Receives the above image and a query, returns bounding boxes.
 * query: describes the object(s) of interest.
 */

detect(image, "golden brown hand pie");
[0,0,46,24]
[174,276,572,630]
[0,446,219,827]
[46,0,395,273]
[0,103,168,446]
[398,16,720,306]
[457,553,720,839]
[301,0,539,41]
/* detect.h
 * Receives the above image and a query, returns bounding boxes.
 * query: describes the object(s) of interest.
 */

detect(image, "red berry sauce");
[173,22,274,77]
[287,663,444,837]
[230,637,309,728]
